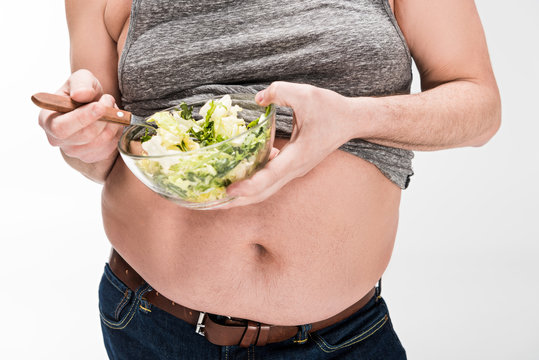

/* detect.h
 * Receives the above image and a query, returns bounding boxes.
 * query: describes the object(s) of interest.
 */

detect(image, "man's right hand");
[38,69,124,164]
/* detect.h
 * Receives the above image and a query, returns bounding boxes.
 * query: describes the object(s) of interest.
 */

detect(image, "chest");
[117,0,411,107]
[108,0,397,58]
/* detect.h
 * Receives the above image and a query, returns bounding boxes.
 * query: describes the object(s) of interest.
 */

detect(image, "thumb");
[255,81,302,108]
[67,69,104,103]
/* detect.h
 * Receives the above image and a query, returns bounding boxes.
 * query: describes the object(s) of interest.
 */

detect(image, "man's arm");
[225,0,500,206]
[346,0,501,150]
[38,0,123,184]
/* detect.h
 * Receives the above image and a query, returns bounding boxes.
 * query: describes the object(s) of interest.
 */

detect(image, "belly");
[102,138,401,325]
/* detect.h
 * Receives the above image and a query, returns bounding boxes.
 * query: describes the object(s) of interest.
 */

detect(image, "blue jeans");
[99,263,406,359]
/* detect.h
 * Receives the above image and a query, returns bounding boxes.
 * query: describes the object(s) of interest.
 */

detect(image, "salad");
[135,95,272,203]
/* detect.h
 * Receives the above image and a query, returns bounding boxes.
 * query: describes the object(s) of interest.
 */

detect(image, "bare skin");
[39,0,500,325]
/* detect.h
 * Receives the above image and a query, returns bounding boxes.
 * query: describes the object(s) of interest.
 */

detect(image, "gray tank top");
[119,0,414,188]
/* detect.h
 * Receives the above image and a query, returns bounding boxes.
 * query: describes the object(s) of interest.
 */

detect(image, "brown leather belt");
[109,249,376,348]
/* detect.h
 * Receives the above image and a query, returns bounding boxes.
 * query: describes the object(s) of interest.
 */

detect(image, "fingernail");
[255,91,264,103]
[102,94,115,106]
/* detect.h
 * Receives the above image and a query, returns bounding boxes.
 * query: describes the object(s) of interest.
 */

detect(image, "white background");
[1,0,538,359]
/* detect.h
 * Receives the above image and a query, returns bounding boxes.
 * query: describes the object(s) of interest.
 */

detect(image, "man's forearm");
[60,148,118,184]
[348,80,501,151]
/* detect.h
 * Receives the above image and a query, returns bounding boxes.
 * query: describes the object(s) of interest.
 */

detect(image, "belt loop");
[239,321,260,348]
[256,324,271,346]
[137,284,154,314]
[138,284,153,298]
[293,324,311,344]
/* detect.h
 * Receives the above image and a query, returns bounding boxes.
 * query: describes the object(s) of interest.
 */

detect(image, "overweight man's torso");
[99,0,401,325]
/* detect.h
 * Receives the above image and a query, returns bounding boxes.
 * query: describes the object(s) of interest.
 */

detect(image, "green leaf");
[176,139,188,151]
[247,118,259,129]
[179,103,193,120]
[205,100,217,122]
[247,106,270,129]
[140,128,152,143]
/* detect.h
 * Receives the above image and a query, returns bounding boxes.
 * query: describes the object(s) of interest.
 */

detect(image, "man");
[38,0,500,358]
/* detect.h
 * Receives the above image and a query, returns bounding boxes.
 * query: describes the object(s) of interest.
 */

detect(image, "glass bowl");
[118,94,276,210]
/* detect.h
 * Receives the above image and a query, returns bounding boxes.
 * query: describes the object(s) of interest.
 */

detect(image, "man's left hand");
[223,81,351,208]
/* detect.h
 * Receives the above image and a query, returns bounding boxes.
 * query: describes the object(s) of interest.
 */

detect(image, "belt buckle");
[195,312,206,336]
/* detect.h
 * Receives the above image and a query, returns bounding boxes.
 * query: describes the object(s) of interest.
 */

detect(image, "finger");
[220,144,307,209]
[61,124,122,163]
[43,94,114,141]
[48,119,108,146]
[51,94,118,145]
[223,173,290,208]
[255,81,309,107]
[227,142,300,198]
[38,108,59,130]
[43,103,102,142]
[66,69,103,103]
[269,147,280,160]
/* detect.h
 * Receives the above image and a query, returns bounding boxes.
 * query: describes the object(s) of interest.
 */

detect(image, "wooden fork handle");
[31,92,132,126]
